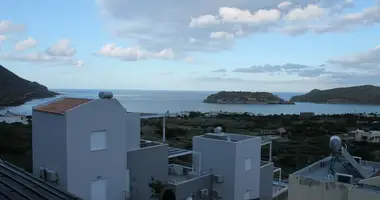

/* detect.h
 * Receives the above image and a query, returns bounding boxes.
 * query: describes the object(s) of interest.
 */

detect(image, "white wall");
[65,99,129,200]
[32,111,68,189]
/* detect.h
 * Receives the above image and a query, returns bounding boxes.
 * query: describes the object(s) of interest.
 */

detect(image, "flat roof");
[293,156,380,182]
[0,160,81,200]
[34,98,92,115]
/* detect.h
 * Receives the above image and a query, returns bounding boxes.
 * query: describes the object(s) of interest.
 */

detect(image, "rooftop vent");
[98,91,113,99]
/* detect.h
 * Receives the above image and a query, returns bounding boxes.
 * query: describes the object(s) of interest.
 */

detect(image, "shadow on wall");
[161,189,176,200]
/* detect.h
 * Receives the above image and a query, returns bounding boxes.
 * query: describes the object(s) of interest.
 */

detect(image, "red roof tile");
[34,98,92,115]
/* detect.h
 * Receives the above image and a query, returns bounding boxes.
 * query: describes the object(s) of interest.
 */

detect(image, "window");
[244,190,251,200]
[91,179,107,200]
[91,131,107,151]
[245,157,252,171]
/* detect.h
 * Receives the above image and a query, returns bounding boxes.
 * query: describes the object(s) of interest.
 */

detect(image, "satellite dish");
[329,136,342,152]
[214,126,223,134]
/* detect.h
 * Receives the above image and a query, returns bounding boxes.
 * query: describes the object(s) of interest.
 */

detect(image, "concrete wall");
[65,99,129,200]
[260,163,274,200]
[125,112,140,151]
[127,144,168,200]
[32,111,68,189]
[193,136,236,200]
[348,187,380,200]
[171,174,213,200]
[234,137,261,200]
[288,175,350,200]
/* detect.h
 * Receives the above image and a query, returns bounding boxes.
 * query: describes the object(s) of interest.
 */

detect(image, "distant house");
[350,129,380,143]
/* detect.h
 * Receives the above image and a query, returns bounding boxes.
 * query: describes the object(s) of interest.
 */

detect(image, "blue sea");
[2,89,380,115]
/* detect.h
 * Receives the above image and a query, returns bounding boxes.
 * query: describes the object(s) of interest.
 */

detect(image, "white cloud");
[189,15,220,28]
[96,43,176,61]
[97,0,373,53]
[1,52,84,67]
[46,39,76,57]
[218,7,281,24]
[284,4,325,21]
[15,37,37,51]
[277,1,292,10]
[0,20,25,34]
[328,45,380,69]
[210,31,235,40]
[0,35,6,41]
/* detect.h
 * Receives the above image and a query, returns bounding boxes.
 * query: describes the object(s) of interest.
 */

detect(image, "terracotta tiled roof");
[34,98,92,115]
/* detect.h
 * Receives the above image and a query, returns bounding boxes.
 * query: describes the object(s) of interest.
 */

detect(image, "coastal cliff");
[203,91,294,104]
[0,65,58,107]
[290,85,380,105]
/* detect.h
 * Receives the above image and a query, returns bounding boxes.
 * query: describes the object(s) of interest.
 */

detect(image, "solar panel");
[168,147,193,158]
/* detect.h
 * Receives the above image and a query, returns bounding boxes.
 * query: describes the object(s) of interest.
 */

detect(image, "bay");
[2,89,380,115]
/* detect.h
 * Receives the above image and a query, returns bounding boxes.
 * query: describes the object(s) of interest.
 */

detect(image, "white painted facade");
[33,98,141,200]
[352,129,380,143]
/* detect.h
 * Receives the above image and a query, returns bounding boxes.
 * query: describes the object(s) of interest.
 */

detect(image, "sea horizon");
[2,89,380,116]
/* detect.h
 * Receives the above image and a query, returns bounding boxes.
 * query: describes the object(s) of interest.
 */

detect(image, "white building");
[351,129,380,143]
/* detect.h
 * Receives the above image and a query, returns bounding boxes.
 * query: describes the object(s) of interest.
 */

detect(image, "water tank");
[98,91,113,99]
[214,126,223,134]
[329,136,342,152]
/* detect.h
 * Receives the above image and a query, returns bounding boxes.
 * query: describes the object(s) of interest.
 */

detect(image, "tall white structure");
[32,94,140,200]
[193,131,262,200]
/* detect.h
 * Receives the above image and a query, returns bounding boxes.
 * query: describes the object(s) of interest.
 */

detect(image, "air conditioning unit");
[199,189,208,198]
[335,173,353,184]
[45,169,58,182]
[213,189,222,198]
[213,174,224,183]
[39,167,46,180]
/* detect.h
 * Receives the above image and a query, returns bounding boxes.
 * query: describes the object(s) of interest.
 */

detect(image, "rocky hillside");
[203,91,293,104]
[290,85,380,105]
[0,65,58,107]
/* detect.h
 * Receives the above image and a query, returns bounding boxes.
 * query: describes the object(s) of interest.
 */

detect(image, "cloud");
[327,45,380,69]
[298,68,326,77]
[45,39,76,57]
[234,63,307,73]
[1,52,84,67]
[189,15,220,28]
[277,1,292,10]
[1,39,83,67]
[210,31,235,40]
[283,3,380,35]
[0,35,6,41]
[97,0,328,53]
[212,68,227,73]
[96,43,175,61]
[0,20,25,34]
[283,4,325,21]
[15,37,37,51]
[233,63,330,78]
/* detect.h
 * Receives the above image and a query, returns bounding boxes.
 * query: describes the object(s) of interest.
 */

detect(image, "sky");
[1,0,380,92]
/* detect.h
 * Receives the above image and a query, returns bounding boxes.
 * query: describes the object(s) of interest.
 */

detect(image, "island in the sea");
[0,65,58,107]
[290,85,380,105]
[203,91,295,104]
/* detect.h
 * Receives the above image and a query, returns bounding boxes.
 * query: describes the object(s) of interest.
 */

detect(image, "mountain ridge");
[0,65,58,107]
[290,85,380,105]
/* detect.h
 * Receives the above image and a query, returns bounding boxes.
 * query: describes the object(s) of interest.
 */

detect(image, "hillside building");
[32,92,288,200]
[288,136,380,200]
